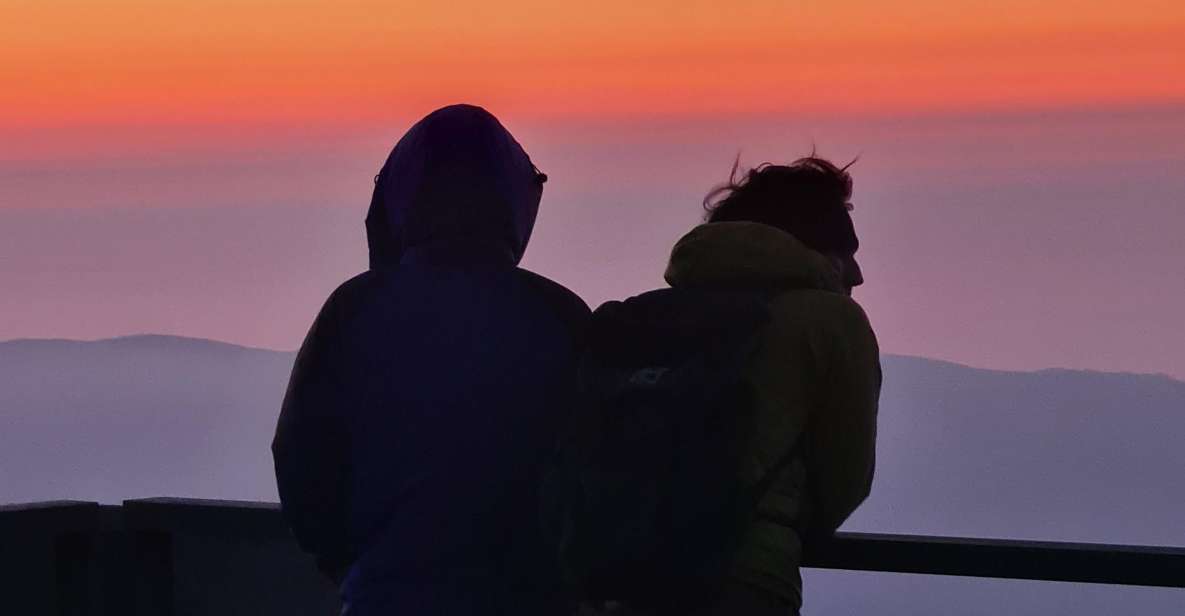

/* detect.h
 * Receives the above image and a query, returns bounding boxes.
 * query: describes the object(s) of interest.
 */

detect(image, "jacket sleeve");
[272,290,353,583]
[804,298,881,534]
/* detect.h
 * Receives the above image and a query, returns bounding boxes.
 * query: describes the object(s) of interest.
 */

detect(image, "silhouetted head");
[366,104,547,269]
[704,156,864,294]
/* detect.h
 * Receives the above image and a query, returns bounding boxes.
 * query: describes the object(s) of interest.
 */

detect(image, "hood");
[366,104,543,268]
[664,222,843,292]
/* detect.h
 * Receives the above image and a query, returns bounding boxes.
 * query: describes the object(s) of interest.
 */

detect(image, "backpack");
[540,287,801,614]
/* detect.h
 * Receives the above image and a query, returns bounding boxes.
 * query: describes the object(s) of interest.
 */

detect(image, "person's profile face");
[826,252,864,296]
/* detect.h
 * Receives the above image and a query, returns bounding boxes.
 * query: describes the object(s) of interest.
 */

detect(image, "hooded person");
[272,104,590,615]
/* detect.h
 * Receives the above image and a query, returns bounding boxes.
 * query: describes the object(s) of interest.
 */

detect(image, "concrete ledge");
[0,500,99,537]
[122,498,289,545]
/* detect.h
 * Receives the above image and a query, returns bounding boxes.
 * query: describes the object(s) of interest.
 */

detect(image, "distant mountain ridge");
[4,334,1183,613]
[5,333,1182,541]
[1,333,288,354]
[10,332,1178,382]
[1,334,294,505]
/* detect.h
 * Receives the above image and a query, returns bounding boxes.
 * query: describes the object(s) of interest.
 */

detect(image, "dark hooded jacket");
[272,105,589,615]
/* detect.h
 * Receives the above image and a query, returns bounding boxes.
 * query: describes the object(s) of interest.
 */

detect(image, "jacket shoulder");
[763,289,879,379]
[312,271,397,322]
[329,270,382,302]
[770,289,874,336]
[515,269,592,332]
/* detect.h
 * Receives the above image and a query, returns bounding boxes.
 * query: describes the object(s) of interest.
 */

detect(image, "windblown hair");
[704,155,859,255]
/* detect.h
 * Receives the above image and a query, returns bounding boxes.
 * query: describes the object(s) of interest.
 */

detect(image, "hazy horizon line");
[4,332,1181,385]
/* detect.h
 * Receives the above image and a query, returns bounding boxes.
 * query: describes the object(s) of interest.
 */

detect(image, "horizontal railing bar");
[3,500,1183,588]
[803,532,1185,588]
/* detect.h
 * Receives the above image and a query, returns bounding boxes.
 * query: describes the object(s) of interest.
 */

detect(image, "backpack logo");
[628,366,669,387]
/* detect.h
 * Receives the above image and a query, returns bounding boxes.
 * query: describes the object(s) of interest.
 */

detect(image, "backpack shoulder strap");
[748,426,807,510]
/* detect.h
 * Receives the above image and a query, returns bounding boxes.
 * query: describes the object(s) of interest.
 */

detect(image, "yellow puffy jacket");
[664,221,881,608]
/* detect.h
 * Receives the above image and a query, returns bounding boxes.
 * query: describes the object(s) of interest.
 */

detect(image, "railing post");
[128,529,174,616]
[0,502,100,616]
[53,530,93,615]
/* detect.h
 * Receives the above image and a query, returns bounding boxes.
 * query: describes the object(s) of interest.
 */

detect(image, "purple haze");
[2,105,1183,378]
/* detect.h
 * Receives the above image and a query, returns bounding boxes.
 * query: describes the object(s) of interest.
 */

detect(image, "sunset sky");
[3,0,1184,377]
[4,1,1184,125]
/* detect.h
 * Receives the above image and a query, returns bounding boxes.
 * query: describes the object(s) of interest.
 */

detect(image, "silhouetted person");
[272,105,589,615]
[682,157,880,614]
[552,157,879,616]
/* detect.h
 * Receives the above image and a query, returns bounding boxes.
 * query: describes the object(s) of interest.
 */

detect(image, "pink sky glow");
[3,106,1183,379]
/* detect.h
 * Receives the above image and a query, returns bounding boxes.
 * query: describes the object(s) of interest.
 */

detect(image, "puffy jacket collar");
[365,104,542,269]
[664,222,843,292]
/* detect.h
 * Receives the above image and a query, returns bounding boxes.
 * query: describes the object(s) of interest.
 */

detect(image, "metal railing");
[803,531,1185,588]
[3,497,1184,615]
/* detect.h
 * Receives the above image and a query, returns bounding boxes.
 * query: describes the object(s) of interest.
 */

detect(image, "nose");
[846,255,864,288]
